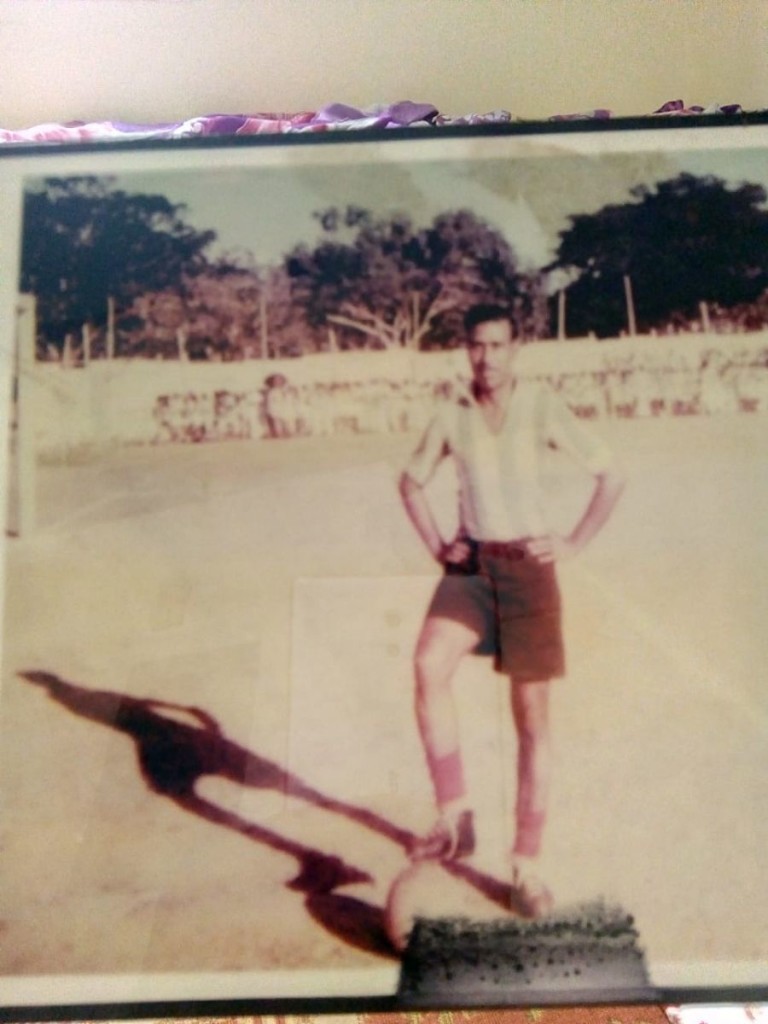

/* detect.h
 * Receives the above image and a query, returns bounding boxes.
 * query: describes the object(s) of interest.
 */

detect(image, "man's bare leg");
[410,616,481,859]
[510,678,554,915]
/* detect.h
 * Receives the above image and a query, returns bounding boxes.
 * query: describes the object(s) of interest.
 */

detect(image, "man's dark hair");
[463,303,514,335]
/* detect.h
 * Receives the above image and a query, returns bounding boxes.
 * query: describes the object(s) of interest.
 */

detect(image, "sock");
[429,749,466,808]
[513,809,546,857]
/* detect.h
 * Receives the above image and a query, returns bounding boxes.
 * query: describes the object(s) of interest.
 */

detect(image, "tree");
[259,264,326,358]
[550,173,768,338]
[21,176,216,353]
[285,206,532,350]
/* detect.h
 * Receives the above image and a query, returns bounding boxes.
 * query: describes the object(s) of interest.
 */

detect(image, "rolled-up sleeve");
[403,410,450,487]
[544,387,615,474]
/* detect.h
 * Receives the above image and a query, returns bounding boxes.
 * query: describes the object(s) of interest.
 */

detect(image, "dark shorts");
[426,539,565,682]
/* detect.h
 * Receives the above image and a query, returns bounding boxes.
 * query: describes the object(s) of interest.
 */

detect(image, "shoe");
[409,809,476,862]
[510,861,554,918]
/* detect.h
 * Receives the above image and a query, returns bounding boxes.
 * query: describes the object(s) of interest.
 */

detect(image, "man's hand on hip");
[440,538,473,565]
[526,534,580,564]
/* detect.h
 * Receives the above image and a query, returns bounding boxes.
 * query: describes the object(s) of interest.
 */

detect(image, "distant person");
[398,304,625,916]
[262,375,291,439]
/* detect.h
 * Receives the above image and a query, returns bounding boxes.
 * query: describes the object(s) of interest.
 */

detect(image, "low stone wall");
[24,331,768,458]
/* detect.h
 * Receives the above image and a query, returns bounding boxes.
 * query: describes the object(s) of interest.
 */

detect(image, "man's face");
[466,318,519,391]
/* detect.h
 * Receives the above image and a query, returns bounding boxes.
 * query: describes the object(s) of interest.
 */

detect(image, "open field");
[0,414,766,1002]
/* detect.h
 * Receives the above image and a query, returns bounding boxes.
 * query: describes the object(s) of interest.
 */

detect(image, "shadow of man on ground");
[19,669,521,954]
[20,669,400,958]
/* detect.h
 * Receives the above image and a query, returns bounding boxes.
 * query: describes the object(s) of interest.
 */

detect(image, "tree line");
[20,171,768,361]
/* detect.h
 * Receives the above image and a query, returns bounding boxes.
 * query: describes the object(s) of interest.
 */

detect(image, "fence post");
[82,322,91,367]
[699,300,711,333]
[259,283,269,359]
[623,274,637,336]
[106,296,115,360]
[14,295,37,536]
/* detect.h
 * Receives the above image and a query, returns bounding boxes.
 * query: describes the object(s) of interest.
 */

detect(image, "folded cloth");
[0,99,746,145]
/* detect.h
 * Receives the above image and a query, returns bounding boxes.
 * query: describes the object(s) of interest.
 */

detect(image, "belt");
[474,539,527,561]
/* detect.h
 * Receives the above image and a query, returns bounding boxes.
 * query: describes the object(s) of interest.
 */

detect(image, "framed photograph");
[0,116,767,1019]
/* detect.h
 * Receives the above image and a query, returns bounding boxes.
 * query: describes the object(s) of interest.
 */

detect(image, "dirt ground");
[0,415,766,1005]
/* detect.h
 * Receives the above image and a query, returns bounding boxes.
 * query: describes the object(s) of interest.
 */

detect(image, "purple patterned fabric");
[0,99,745,146]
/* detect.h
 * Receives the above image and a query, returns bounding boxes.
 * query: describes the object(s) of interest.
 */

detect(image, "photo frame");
[0,116,767,1019]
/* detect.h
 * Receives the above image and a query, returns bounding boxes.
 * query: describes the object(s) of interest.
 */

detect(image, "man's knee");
[414,637,452,688]
[414,620,478,689]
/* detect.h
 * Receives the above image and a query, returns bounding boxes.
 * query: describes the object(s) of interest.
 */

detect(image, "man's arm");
[399,472,474,565]
[398,472,447,561]
[530,386,626,563]
[399,411,469,565]
[528,465,625,563]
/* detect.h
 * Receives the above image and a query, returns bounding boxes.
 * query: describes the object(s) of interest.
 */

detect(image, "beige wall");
[1,0,766,128]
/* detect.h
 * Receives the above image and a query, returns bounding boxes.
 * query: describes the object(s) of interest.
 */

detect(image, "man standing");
[399,304,624,916]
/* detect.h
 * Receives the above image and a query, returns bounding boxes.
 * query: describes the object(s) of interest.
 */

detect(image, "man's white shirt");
[404,379,614,542]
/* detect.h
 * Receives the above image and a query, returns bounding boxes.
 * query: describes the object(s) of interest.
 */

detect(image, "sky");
[111,159,556,269]
[91,142,768,273]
